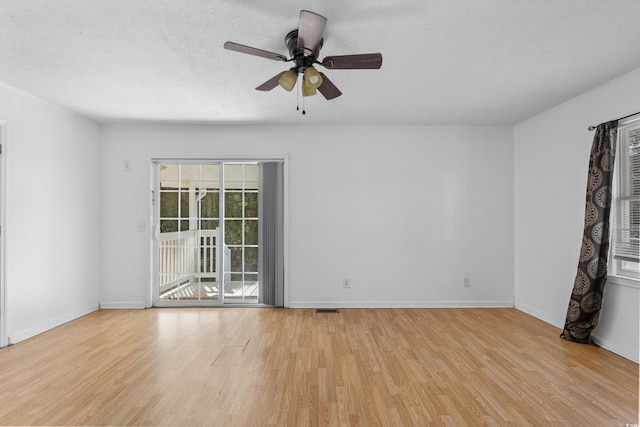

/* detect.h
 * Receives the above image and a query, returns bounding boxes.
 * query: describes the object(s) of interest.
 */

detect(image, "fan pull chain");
[301,75,306,115]
[296,77,300,111]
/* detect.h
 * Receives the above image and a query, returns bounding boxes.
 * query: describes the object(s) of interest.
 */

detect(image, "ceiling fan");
[224,10,383,102]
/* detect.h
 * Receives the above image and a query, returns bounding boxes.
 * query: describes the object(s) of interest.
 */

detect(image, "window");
[611,117,640,280]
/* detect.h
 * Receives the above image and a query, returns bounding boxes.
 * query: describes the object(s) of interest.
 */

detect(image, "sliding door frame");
[150,156,289,308]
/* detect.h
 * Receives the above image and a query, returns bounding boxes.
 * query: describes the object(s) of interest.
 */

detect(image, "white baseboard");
[514,303,564,329]
[591,333,639,364]
[8,304,99,345]
[288,300,515,309]
[99,302,146,309]
[516,304,639,363]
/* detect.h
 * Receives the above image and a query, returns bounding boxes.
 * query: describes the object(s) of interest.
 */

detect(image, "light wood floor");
[0,308,637,426]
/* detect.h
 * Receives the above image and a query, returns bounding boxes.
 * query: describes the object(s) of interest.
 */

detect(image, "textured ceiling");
[1,0,639,125]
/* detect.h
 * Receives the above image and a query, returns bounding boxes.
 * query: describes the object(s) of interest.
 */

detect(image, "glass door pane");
[223,163,259,302]
[196,164,221,300]
[157,163,221,302]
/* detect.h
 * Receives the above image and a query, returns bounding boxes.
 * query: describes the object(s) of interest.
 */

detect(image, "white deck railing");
[158,228,230,295]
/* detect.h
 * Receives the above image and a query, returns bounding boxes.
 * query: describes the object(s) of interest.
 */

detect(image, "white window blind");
[613,121,640,262]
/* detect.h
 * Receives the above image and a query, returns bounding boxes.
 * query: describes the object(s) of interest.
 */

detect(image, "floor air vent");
[316,308,339,314]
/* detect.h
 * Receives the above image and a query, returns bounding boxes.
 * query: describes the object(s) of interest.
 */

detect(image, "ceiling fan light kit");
[278,70,298,92]
[224,10,382,110]
[304,67,323,89]
[301,79,317,97]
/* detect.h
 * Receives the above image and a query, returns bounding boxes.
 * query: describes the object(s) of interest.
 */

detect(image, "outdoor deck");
[160,280,258,301]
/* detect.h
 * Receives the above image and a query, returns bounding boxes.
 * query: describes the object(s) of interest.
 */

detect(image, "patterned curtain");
[561,120,618,344]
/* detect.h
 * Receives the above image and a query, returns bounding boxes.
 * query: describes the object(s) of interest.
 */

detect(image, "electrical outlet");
[343,279,350,289]
[464,277,471,287]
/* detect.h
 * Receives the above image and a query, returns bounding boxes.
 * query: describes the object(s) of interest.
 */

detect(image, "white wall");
[0,84,100,344]
[2,68,636,363]
[99,125,515,309]
[514,68,640,362]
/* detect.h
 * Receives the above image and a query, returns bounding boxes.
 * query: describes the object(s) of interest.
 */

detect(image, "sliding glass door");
[152,161,280,306]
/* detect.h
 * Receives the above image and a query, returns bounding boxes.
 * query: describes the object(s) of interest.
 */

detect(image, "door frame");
[0,119,7,347]
[150,156,289,308]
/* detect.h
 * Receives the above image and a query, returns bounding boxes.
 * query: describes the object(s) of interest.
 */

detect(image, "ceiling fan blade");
[317,73,342,100]
[321,53,383,69]
[224,41,288,62]
[255,72,287,91]
[297,10,327,56]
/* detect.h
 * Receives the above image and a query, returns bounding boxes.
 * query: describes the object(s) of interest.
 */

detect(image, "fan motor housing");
[285,30,323,59]
[285,30,321,75]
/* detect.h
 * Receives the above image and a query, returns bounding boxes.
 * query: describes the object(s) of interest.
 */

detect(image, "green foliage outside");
[159,187,259,276]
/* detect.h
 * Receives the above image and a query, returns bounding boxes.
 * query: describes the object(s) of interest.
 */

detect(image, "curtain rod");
[588,111,640,131]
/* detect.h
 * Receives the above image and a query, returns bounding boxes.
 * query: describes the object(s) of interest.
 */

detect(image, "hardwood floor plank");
[0,308,636,426]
